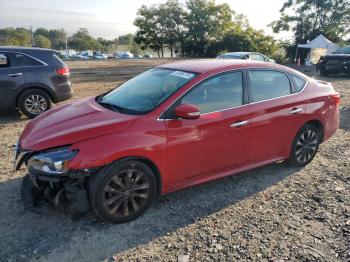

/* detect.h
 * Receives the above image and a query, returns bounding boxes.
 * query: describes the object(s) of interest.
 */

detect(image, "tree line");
[0,27,139,53]
[0,0,349,61]
[134,0,279,58]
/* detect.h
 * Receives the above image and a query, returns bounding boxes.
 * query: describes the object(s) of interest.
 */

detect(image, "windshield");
[334,45,350,54]
[98,68,197,114]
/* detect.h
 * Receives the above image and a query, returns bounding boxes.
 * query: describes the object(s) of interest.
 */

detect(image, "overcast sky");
[0,0,290,40]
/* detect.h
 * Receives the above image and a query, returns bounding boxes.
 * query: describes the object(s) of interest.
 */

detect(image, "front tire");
[18,89,52,118]
[289,124,321,167]
[88,160,157,224]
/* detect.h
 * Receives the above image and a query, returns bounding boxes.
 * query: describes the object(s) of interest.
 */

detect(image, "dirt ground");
[0,60,349,262]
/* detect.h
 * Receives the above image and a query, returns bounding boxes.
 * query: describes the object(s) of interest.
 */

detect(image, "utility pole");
[30,26,34,47]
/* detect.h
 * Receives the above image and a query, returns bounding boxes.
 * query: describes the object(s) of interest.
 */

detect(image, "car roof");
[221,52,252,56]
[158,59,277,74]
[0,46,56,53]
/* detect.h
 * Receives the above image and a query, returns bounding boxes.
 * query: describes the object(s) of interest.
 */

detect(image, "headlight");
[28,147,78,175]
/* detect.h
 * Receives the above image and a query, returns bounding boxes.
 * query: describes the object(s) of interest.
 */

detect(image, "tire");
[88,160,157,224]
[18,89,52,118]
[320,68,330,77]
[289,124,321,167]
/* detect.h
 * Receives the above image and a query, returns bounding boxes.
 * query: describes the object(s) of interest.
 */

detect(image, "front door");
[165,71,251,185]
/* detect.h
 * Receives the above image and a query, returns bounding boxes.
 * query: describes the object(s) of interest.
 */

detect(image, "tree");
[158,0,186,57]
[68,28,101,51]
[271,0,350,44]
[118,34,134,45]
[48,29,67,50]
[134,5,165,57]
[34,35,51,48]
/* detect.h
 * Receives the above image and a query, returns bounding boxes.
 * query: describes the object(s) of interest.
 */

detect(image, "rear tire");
[320,68,330,77]
[88,160,157,224]
[289,124,321,167]
[18,89,51,118]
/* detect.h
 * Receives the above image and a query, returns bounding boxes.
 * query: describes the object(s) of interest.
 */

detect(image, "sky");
[0,0,290,40]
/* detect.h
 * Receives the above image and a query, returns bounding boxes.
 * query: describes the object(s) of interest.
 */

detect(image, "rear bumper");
[318,63,350,73]
[53,81,73,103]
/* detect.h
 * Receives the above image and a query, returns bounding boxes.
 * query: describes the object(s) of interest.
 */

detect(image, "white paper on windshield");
[170,71,194,79]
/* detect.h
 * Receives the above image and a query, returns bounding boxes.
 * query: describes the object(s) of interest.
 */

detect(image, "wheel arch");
[16,85,56,107]
[304,119,324,142]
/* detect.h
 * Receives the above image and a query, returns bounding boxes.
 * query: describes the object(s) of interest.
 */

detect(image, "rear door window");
[248,70,292,102]
[8,52,43,67]
[0,53,9,68]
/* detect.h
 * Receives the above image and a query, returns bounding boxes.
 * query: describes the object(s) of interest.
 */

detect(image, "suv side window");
[289,73,306,92]
[7,52,43,67]
[250,54,265,61]
[0,53,10,68]
[249,70,291,102]
[181,71,243,114]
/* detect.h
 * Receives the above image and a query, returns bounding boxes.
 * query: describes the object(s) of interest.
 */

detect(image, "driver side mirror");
[174,104,200,120]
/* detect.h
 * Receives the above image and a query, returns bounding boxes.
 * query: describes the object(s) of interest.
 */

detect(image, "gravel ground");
[0,60,349,262]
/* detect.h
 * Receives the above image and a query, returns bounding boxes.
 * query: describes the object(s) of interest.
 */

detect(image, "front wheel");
[289,124,321,167]
[88,160,157,223]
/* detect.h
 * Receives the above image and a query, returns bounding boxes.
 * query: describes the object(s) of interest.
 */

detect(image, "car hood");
[19,97,137,151]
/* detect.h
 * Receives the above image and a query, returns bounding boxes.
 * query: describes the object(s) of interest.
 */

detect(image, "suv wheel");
[88,160,157,223]
[18,89,51,118]
[289,124,321,167]
[320,68,330,77]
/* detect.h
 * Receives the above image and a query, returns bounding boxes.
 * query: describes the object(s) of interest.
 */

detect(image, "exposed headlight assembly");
[28,147,78,175]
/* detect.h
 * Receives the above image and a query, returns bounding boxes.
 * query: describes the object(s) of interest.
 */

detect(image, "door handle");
[8,73,23,77]
[230,120,249,128]
[289,108,302,114]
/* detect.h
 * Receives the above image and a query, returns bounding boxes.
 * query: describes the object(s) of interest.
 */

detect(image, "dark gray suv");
[0,47,72,118]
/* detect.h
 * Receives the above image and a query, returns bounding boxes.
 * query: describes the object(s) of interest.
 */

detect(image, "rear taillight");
[331,93,341,105]
[56,67,70,76]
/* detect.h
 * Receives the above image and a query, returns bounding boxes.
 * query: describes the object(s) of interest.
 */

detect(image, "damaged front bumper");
[15,143,98,219]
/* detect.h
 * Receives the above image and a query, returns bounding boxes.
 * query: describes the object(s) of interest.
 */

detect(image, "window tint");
[8,53,43,67]
[249,70,291,102]
[181,71,243,114]
[0,53,9,68]
[289,74,306,92]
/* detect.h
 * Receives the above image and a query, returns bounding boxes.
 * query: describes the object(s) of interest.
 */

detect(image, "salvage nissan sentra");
[15,59,340,223]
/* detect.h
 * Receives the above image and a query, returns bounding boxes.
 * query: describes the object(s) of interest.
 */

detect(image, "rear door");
[0,52,25,110]
[164,71,251,185]
[248,69,307,162]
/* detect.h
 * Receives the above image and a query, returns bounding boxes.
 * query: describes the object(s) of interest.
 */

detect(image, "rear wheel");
[18,89,51,118]
[289,124,321,167]
[320,68,330,77]
[88,160,157,223]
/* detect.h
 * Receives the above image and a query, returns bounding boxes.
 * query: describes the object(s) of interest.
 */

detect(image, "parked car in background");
[93,52,108,59]
[60,49,77,58]
[0,47,72,118]
[143,54,153,58]
[75,54,90,60]
[134,54,142,58]
[217,52,275,63]
[16,59,339,223]
[317,45,350,76]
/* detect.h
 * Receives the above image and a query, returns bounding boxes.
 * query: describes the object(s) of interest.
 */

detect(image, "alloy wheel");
[24,95,48,115]
[103,169,150,217]
[295,129,318,163]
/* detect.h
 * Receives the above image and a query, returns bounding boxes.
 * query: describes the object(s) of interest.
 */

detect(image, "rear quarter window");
[289,74,307,92]
[8,52,43,67]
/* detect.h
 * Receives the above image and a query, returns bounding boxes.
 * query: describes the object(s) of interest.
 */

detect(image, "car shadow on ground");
[0,162,301,261]
[0,110,27,125]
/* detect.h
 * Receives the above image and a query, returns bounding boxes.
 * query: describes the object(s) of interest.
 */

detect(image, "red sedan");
[16,60,340,223]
